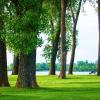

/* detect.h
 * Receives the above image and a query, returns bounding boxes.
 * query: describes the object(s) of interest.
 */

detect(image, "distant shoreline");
[8,71,93,75]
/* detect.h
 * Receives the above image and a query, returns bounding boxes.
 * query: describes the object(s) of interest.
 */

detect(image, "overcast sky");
[7,1,98,65]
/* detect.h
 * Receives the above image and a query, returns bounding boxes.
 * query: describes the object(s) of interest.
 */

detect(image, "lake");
[8,71,92,75]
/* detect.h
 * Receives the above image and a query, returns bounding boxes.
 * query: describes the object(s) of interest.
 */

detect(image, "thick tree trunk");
[12,55,19,75]
[68,0,82,75]
[0,41,10,86]
[0,8,10,86]
[16,49,38,88]
[97,0,100,76]
[59,0,67,79]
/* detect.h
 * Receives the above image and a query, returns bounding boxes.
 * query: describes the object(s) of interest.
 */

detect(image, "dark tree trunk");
[49,30,60,75]
[49,11,61,75]
[12,55,19,75]
[68,0,82,75]
[97,0,100,76]
[16,49,38,88]
[0,6,10,86]
[59,0,67,79]
[0,41,10,86]
[68,30,76,75]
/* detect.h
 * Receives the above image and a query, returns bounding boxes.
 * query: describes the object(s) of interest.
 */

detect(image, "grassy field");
[0,75,100,100]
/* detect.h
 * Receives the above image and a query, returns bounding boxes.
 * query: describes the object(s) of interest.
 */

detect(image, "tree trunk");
[97,0,100,76]
[0,7,10,86]
[0,41,10,86]
[68,31,76,75]
[49,10,61,75]
[59,0,67,79]
[49,30,60,75]
[16,49,38,88]
[12,55,19,75]
[68,0,82,75]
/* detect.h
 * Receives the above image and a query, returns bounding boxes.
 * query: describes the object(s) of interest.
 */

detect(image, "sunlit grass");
[0,75,100,100]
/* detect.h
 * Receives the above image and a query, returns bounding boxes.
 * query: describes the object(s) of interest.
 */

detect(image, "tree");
[68,0,82,75]
[42,0,61,75]
[49,18,60,75]
[49,1,61,75]
[0,0,10,87]
[97,0,100,75]
[59,0,67,79]
[5,0,43,88]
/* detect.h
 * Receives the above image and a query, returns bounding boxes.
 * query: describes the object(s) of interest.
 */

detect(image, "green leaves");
[42,44,52,62]
[5,1,43,54]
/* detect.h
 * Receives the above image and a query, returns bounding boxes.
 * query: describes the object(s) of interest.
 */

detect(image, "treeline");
[8,61,96,71]
[74,61,96,71]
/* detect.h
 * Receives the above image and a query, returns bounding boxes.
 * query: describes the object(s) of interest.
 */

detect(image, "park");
[0,0,100,100]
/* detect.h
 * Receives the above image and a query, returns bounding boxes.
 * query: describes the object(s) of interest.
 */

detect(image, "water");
[8,71,90,75]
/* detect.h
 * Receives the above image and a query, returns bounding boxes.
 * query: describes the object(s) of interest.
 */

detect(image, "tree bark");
[59,0,67,79]
[49,10,61,75]
[68,0,82,75]
[0,5,10,86]
[16,49,38,88]
[49,29,60,75]
[97,0,100,76]
[12,55,19,75]
[0,41,10,86]
[68,29,76,75]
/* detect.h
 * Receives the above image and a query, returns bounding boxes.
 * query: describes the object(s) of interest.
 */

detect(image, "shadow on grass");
[1,87,100,100]
[67,81,100,84]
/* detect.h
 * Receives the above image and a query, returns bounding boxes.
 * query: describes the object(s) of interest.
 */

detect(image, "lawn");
[0,75,100,100]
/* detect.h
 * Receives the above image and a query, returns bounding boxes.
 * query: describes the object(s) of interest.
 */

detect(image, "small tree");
[42,0,61,75]
[68,0,82,75]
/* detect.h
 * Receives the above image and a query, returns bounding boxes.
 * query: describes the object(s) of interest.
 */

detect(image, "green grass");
[0,75,100,100]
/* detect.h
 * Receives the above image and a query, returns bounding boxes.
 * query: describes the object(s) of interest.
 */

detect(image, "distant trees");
[36,63,49,71]
[8,61,96,72]
[74,61,96,71]
[12,55,19,75]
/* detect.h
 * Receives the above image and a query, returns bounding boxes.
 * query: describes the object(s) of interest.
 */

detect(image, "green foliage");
[7,64,13,71]
[42,0,61,62]
[36,63,49,71]
[42,44,52,62]
[68,0,81,14]
[7,60,96,71]
[74,61,96,71]
[5,1,43,54]
[6,11,42,54]
[0,0,7,40]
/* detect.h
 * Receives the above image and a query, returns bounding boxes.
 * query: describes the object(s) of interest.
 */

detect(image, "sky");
[7,1,98,65]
